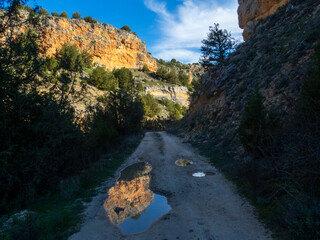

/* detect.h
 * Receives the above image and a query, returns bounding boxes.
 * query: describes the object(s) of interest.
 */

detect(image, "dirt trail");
[70,132,272,240]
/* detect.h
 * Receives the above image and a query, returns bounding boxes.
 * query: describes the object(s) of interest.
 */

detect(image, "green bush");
[166,68,179,84]
[60,11,68,18]
[57,44,90,72]
[89,66,118,90]
[113,67,134,90]
[72,11,81,19]
[38,7,49,16]
[156,66,168,80]
[24,5,33,13]
[51,12,59,17]
[137,82,144,92]
[238,89,266,155]
[87,91,144,149]
[142,64,150,73]
[178,70,189,86]
[97,95,106,103]
[45,57,58,72]
[121,25,131,32]
[84,16,97,24]
[158,59,166,65]
[239,89,282,158]
[105,90,144,134]
[28,10,35,18]
[161,99,185,120]
[141,94,160,118]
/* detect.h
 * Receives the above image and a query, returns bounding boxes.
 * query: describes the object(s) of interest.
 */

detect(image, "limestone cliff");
[238,0,290,40]
[144,85,190,107]
[17,11,157,71]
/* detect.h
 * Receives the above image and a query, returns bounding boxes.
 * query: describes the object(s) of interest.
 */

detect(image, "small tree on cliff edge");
[200,23,235,68]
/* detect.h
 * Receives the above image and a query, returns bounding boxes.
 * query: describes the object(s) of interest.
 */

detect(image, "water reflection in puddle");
[104,162,171,235]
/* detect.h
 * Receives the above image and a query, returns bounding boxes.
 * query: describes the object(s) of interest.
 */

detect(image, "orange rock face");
[17,12,157,71]
[238,0,290,40]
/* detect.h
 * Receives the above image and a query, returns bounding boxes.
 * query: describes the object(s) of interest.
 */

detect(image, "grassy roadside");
[0,133,144,240]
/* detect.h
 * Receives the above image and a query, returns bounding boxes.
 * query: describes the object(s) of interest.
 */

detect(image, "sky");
[29,0,241,63]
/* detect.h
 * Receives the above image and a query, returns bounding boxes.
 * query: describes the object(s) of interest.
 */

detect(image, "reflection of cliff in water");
[104,162,154,225]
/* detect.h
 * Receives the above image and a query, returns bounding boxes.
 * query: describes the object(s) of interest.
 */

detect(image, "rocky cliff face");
[238,0,290,40]
[144,85,190,107]
[178,0,320,146]
[17,11,157,71]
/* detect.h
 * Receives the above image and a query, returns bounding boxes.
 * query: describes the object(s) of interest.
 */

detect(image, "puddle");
[192,171,216,177]
[175,159,193,166]
[104,162,171,235]
[192,172,206,177]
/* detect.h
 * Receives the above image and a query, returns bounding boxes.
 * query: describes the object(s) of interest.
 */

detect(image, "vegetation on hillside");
[141,94,161,118]
[121,25,131,32]
[236,49,320,238]
[0,0,144,224]
[72,11,81,19]
[84,16,97,24]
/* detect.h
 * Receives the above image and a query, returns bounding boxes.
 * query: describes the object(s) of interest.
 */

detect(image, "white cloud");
[143,0,242,63]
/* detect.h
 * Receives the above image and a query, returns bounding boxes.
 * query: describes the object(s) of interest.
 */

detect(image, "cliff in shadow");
[180,0,320,147]
[175,0,320,238]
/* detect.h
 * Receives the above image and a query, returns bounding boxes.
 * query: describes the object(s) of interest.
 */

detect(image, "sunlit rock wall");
[238,0,290,40]
[16,11,158,71]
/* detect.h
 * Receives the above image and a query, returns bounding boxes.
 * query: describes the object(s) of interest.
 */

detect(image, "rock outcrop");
[17,11,157,71]
[238,0,290,40]
[144,85,190,106]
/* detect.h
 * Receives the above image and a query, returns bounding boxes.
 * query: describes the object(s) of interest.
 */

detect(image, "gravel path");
[69,132,272,240]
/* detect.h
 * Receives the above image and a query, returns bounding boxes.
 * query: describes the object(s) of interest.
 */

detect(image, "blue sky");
[30,0,241,63]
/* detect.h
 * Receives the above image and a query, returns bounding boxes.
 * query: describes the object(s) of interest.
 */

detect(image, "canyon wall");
[238,0,290,40]
[178,0,320,145]
[18,11,157,71]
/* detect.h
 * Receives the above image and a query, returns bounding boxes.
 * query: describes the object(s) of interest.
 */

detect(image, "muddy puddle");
[192,171,216,177]
[175,159,193,166]
[104,162,171,235]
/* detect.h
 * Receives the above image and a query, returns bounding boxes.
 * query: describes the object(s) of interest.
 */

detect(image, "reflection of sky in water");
[119,194,171,235]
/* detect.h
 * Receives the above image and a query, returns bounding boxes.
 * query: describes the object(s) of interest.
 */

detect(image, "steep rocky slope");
[175,1,320,237]
[179,0,320,147]
[238,0,290,40]
[14,11,157,71]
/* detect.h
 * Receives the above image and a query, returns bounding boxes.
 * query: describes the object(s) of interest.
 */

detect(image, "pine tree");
[200,23,235,68]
